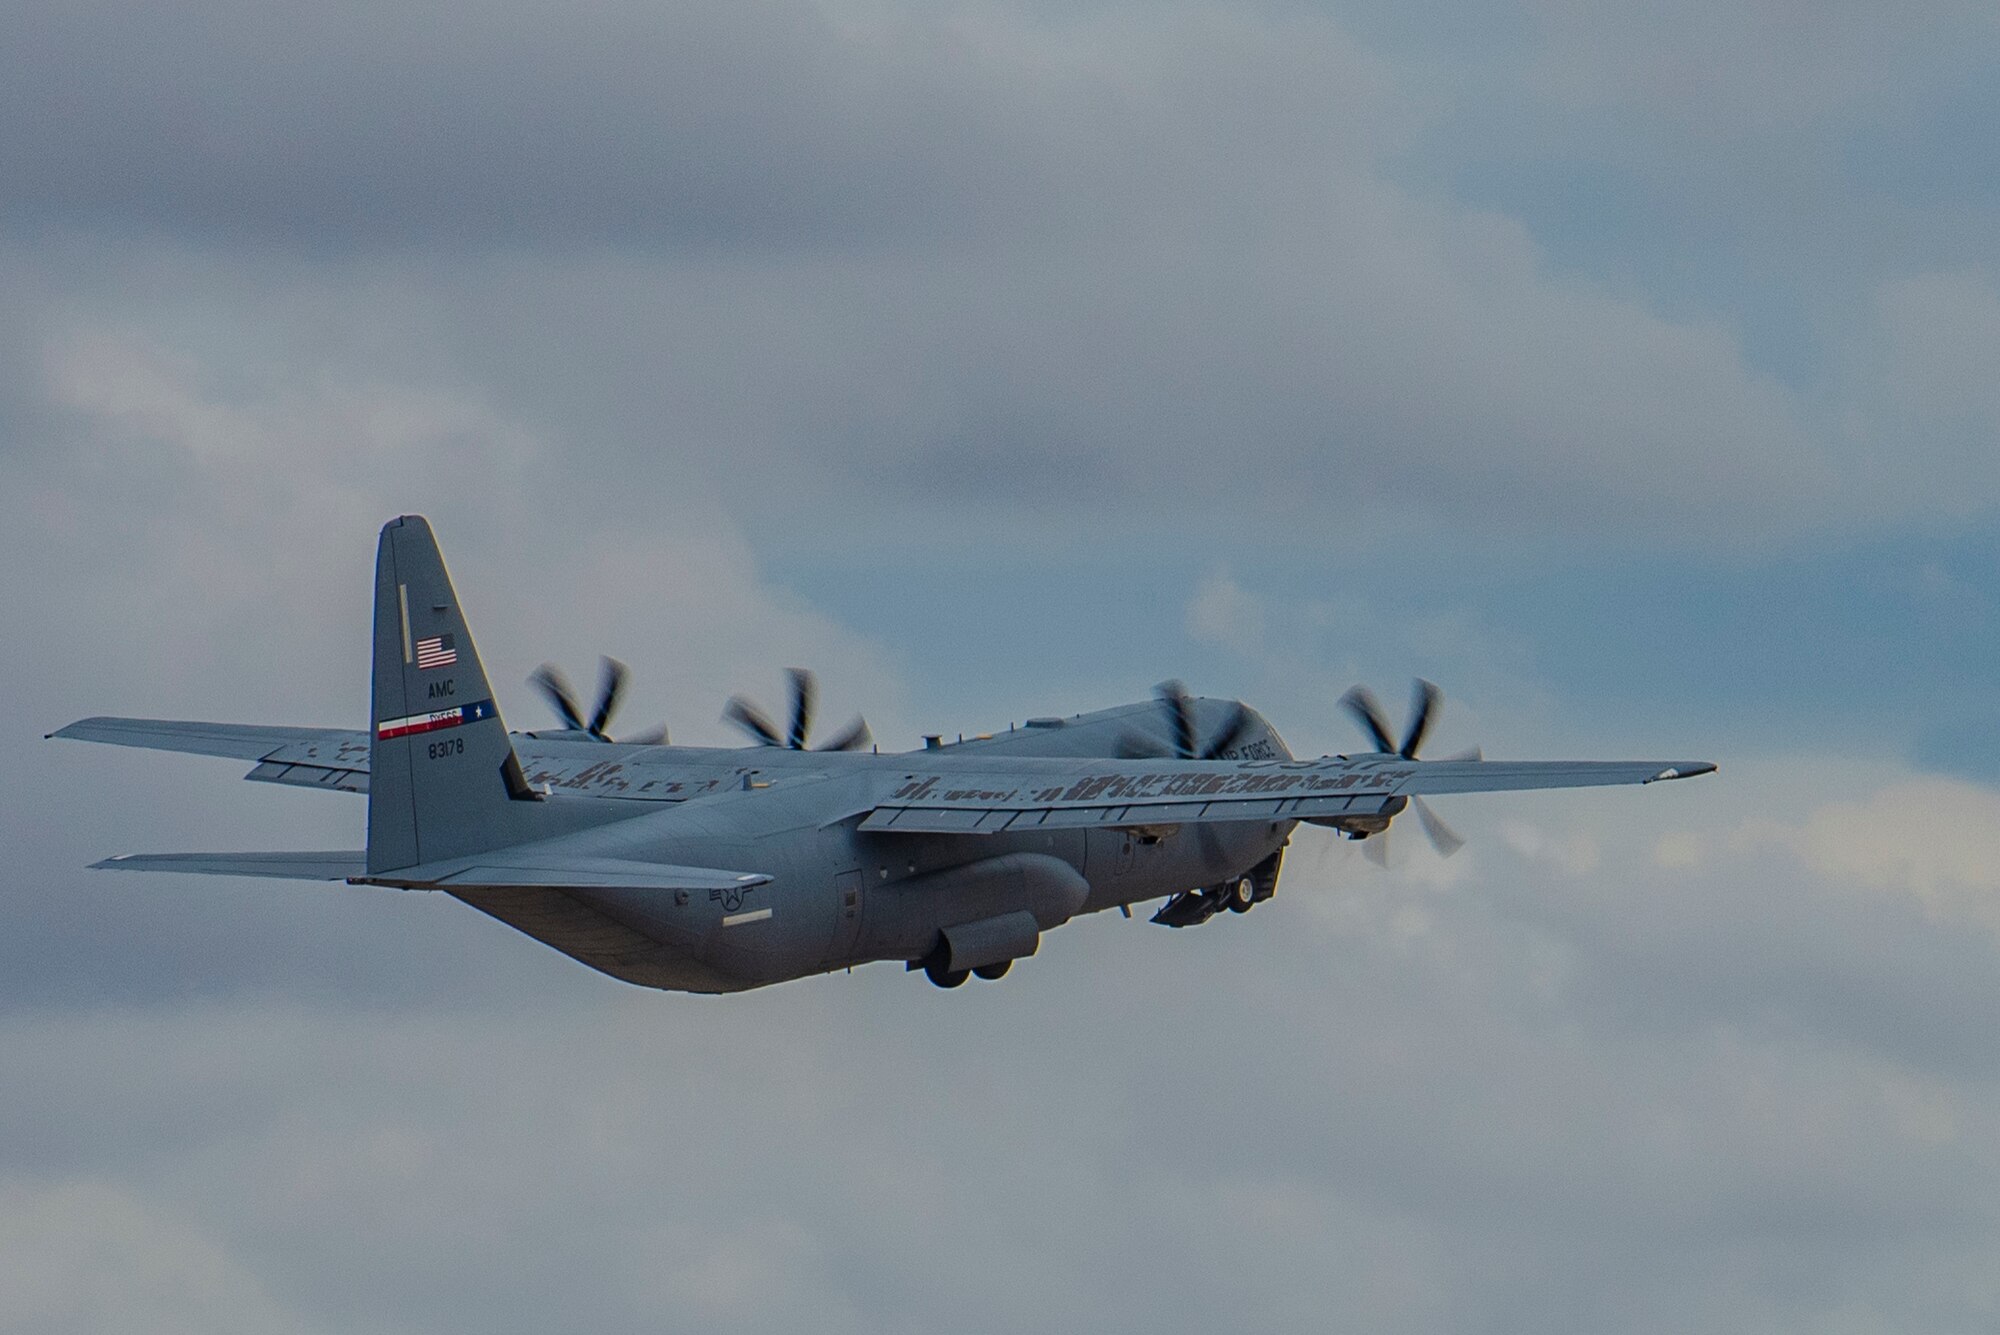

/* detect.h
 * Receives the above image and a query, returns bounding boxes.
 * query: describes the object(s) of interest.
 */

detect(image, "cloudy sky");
[5,0,1999,1329]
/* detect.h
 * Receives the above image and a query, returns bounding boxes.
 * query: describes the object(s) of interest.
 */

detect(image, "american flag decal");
[415,634,458,670]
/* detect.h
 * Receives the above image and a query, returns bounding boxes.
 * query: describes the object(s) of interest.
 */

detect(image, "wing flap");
[245,760,371,793]
[860,795,1394,833]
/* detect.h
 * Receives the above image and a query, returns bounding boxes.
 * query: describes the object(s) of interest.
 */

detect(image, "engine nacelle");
[1304,794,1406,836]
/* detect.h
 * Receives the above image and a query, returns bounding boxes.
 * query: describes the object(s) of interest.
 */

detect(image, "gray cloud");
[6,0,932,248]
[6,0,1390,253]
[2,0,1921,545]
[1521,0,1999,133]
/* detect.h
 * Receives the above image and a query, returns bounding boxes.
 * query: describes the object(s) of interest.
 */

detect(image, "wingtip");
[1645,762,1718,783]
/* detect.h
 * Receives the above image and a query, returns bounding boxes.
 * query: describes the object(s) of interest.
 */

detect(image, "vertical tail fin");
[367,516,538,874]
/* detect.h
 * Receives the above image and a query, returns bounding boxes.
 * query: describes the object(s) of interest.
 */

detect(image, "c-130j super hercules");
[53,516,1715,993]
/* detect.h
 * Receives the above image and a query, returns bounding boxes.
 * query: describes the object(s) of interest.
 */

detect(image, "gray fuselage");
[460,698,1295,992]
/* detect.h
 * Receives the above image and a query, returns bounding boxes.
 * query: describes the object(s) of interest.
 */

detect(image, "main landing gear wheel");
[973,960,1012,981]
[924,957,971,988]
[1227,876,1256,913]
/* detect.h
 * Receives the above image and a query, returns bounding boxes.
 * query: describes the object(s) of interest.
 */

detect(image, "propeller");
[1123,680,1263,870]
[724,667,872,752]
[1124,680,1257,761]
[1340,678,1441,760]
[529,657,669,745]
[1338,678,1466,861]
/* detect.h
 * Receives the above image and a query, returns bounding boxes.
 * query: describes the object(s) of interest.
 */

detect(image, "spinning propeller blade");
[1343,677,1474,863]
[815,717,873,753]
[1156,680,1199,760]
[723,696,784,747]
[588,658,627,739]
[531,656,664,744]
[1411,796,1464,858]
[1401,679,1440,759]
[1339,685,1398,755]
[530,664,587,734]
[725,667,871,751]
[1144,682,1257,761]
[785,668,814,751]
[1201,702,1254,760]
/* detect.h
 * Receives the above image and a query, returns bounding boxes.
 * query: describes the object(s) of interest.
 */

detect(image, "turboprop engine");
[1307,793,1407,837]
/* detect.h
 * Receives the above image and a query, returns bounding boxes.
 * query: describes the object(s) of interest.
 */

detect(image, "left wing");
[858,755,1715,833]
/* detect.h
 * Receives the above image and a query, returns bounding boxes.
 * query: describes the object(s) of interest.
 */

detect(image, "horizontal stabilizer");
[51,716,362,761]
[89,851,367,880]
[360,855,770,895]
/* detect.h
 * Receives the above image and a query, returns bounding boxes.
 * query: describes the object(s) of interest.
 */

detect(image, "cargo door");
[831,868,864,962]
[820,817,867,964]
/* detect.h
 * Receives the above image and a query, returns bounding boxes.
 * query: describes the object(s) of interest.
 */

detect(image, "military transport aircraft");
[51,516,1715,992]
